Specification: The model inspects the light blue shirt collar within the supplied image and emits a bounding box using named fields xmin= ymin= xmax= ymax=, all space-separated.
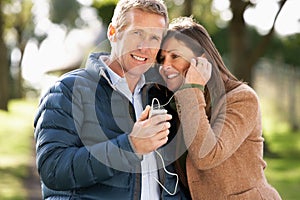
xmin=100 ymin=56 xmax=145 ymax=101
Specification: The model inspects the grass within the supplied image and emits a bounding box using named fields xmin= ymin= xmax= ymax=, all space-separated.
xmin=0 ymin=98 xmax=299 ymax=199
xmin=262 ymin=96 xmax=300 ymax=200
xmin=263 ymin=127 xmax=300 ymax=200
xmin=0 ymin=99 xmax=38 ymax=200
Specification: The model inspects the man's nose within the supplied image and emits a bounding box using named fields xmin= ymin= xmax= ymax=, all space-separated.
xmin=137 ymin=41 xmax=148 ymax=50
xmin=137 ymin=41 xmax=152 ymax=54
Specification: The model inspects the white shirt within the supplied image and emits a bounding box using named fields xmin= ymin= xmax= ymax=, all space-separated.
xmin=101 ymin=56 xmax=160 ymax=200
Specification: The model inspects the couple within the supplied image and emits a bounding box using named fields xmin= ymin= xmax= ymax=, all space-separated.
xmin=33 ymin=0 xmax=281 ymax=199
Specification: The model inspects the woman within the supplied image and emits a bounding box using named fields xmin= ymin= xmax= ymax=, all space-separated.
xmin=157 ymin=16 xmax=281 ymax=199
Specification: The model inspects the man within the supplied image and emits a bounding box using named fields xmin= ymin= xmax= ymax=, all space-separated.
xmin=34 ymin=0 xmax=187 ymax=199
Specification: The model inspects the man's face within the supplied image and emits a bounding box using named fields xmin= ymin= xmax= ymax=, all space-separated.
xmin=110 ymin=8 xmax=166 ymax=78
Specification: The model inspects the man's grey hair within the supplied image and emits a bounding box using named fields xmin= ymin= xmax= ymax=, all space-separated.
xmin=111 ymin=0 xmax=168 ymax=31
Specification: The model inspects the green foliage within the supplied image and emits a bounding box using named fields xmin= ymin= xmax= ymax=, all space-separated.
xmin=165 ymin=0 xmax=218 ymax=33
xmin=212 ymin=24 xmax=300 ymax=70
xmin=2 ymin=0 xmax=34 ymax=43
xmin=209 ymin=26 xmax=262 ymax=64
xmin=264 ymin=33 xmax=300 ymax=67
xmin=164 ymin=0 xmax=182 ymax=19
xmin=211 ymin=27 xmax=229 ymax=55
xmin=188 ymin=0 xmax=218 ymax=33
xmin=93 ymin=0 xmax=118 ymax=6
xmin=282 ymin=34 xmax=300 ymax=66
xmin=92 ymin=0 xmax=117 ymax=26
xmin=49 ymin=0 xmax=81 ymax=27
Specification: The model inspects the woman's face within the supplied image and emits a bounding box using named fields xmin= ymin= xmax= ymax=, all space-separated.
xmin=159 ymin=37 xmax=196 ymax=91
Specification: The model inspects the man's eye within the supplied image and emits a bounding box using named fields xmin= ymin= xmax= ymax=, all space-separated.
xmin=133 ymin=31 xmax=141 ymax=36
xmin=151 ymin=36 xmax=160 ymax=41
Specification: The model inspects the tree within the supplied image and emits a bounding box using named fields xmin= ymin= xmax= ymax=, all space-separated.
xmin=228 ymin=0 xmax=287 ymax=85
xmin=7 ymin=0 xmax=33 ymax=98
xmin=0 ymin=0 xmax=9 ymax=111
xmin=183 ymin=0 xmax=193 ymax=16
xmin=0 ymin=0 xmax=33 ymax=110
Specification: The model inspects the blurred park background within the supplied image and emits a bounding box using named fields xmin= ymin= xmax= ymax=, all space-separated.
xmin=0 ymin=0 xmax=299 ymax=199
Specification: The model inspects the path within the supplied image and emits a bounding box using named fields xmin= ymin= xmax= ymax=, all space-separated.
xmin=24 ymin=141 xmax=42 ymax=200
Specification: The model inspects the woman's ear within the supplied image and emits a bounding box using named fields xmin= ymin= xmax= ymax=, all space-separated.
xmin=107 ymin=23 xmax=117 ymax=42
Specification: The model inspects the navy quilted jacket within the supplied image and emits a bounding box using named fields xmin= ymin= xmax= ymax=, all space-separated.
xmin=33 ymin=52 xmax=188 ymax=200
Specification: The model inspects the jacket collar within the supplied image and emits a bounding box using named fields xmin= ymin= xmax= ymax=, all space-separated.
xmin=85 ymin=52 xmax=116 ymax=90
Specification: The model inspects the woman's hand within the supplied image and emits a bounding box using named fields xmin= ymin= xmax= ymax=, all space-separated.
xmin=185 ymin=57 xmax=212 ymax=86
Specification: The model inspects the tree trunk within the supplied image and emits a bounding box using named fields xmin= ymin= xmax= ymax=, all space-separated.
xmin=0 ymin=1 xmax=9 ymax=111
xmin=183 ymin=0 xmax=193 ymax=16
xmin=229 ymin=0 xmax=251 ymax=84
xmin=14 ymin=24 xmax=26 ymax=99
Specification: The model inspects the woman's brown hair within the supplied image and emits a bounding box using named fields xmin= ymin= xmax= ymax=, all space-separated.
xmin=159 ymin=17 xmax=244 ymax=119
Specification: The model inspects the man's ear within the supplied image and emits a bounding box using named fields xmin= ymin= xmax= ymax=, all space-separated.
xmin=107 ymin=23 xmax=117 ymax=42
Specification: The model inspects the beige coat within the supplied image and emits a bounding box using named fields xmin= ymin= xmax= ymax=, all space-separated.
xmin=174 ymin=84 xmax=281 ymax=200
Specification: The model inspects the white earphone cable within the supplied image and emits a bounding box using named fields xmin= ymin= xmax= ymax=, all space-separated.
xmin=150 ymin=98 xmax=179 ymax=195
xmin=154 ymin=150 xmax=179 ymax=195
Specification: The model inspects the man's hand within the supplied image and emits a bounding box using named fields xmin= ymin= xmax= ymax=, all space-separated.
xmin=129 ymin=105 xmax=172 ymax=154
